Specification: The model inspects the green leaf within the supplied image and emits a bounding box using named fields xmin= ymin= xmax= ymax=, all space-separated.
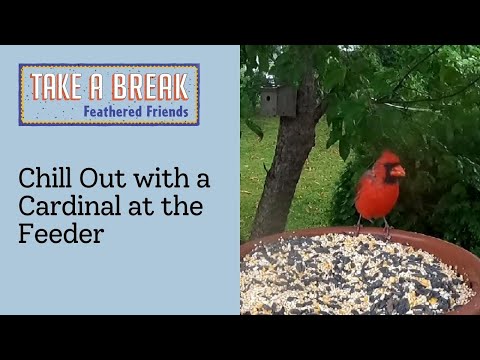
xmin=312 ymin=47 xmax=328 ymax=71
xmin=451 ymin=183 xmax=467 ymax=197
xmin=258 ymin=51 xmax=270 ymax=73
xmin=339 ymin=99 xmax=367 ymax=135
xmin=326 ymin=132 xmax=339 ymax=148
xmin=244 ymin=118 xmax=264 ymax=141
xmin=326 ymin=122 xmax=342 ymax=148
xmin=325 ymin=96 xmax=340 ymax=122
xmin=371 ymin=73 xmax=394 ymax=97
xmin=240 ymin=92 xmax=254 ymax=119
xmin=339 ymin=135 xmax=351 ymax=161
xmin=437 ymin=156 xmax=456 ymax=178
xmin=245 ymin=45 xmax=258 ymax=68
xmin=440 ymin=64 xmax=460 ymax=85
xmin=324 ymin=63 xmax=347 ymax=92
xmin=445 ymin=120 xmax=454 ymax=145
xmin=351 ymin=57 xmax=369 ymax=73
xmin=325 ymin=45 xmax=340 ymax=58
xmin=291 ymin=64 xmax=305 ymax=86
xmin=271 ymin=52 xmax=295 ymax=84
xmin=343 ymin=113 xmax=355 ymax=134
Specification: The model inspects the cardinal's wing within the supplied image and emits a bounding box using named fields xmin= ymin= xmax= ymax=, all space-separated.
xmin=355 ymin=170 xmax=375 ymax=202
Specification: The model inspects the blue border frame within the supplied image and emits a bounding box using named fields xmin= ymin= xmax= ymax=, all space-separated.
xmin=18 ymin=63 xmax=200 ymax=127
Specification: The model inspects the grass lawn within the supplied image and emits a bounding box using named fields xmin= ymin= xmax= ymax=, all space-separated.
xmin=240 ymin=116 xmax=346 ymax=242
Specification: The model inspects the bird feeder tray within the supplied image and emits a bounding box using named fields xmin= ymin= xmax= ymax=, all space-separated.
xmin=240 ymin=226 xmax=480 ymax=315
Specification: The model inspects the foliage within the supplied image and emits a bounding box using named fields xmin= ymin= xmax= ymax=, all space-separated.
xmin=240 ymin=46 xmax=278 ymax=140
xmin=241 ymin=44 xmax=480 ymax=254
xmin=325 ymin=45 xmax=480 ymax=255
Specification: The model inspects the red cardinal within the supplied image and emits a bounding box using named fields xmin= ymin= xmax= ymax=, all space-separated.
xmin=354 ymin=150 xmax=406 ymax=238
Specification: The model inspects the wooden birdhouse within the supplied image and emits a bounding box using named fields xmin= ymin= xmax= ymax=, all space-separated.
xmin=260 ymin=86 xmax=297 ymax=117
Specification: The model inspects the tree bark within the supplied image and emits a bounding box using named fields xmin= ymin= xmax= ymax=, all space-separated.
xmin=249 ymin=69 xmax=326 ymax=240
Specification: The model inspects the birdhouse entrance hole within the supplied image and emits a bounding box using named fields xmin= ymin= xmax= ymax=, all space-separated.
xmin=260 ymin=85 xmax=297 ymax=117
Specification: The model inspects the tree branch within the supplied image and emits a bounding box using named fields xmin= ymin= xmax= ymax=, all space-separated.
xmin=383 ymin=74 xmax=480 ymax=105
xmin=377 ymin=45 xmax=444 ymax=102
xmin=381 ymin=102 xmax=440 ymax=113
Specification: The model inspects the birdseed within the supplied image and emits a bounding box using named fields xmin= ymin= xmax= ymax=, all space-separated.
xmin=240 ymin=233 xmax=476 ymax=315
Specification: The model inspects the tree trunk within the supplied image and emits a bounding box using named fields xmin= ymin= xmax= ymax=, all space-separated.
xmin=249 ymin=69 xmax=325 ymax=240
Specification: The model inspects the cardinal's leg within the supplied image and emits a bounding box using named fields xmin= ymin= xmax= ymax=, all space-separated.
xmin=355 ymin=214 xmax=363 ymax=236
xmin=383 ymin=217 xmax=394 ymax=240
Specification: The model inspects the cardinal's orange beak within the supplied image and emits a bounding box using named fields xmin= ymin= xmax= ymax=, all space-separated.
xmin=390 ymin=165 xmax=406 ymax=177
